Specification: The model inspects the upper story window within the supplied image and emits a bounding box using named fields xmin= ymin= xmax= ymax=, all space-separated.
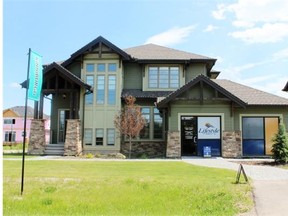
xmin=4 ymin=119 xmax=15 ymax=124
xmin=97 ymin=63 xmax=106 ymax=72
xmin=86 ymin=76 xmax=94 ymax=104
xmin=108 ymin=63 xmax=117 ymax=72
xmin=86 ymin=63 xmax=95 ymax=72
xmin=148 ymin=66 xmax=180 ymax=89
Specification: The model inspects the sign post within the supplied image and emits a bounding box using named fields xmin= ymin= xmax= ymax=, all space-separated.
xmin=21 ymin=49 xmax=43 ymax=195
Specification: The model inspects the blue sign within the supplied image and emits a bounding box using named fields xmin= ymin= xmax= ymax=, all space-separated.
xmin=28 ymin=50 xmax=43 ymax=101
xmin=203 ymin=146 xmax=211 ymax=157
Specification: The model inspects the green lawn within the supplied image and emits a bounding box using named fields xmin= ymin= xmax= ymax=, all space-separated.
xmin=3 ymin=160 xmax=252 ymax=216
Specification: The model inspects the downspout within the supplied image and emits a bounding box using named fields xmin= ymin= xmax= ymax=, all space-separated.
xmin=82 ymin=89 xmax=93 ymax=148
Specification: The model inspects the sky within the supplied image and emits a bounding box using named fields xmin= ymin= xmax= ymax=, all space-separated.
xmin=3 ymin=0 xmax=288 ymax=115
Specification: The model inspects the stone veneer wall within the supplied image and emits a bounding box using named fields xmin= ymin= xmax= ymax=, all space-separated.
xmin=121 ymin=141 xmax=166 ymax=158
xmin=28 ymin=119 xmax=46 ymax=155
xmin=166 ymin=131 xmax=181 ymax=158
xmin=222 ymin=130 xmax=242 ymax=158
xmin=64 ymin=119 xmax=82 ymax=156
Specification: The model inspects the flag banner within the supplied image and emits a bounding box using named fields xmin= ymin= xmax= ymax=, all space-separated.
xmin=28 ymin=50 xmax=43 ymax=101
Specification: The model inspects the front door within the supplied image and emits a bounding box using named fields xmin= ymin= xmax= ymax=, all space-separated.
xmin=58 ymin=109 xmax=70 ymax=143
xmin=181 ymin=116 xmax=197 ymax=156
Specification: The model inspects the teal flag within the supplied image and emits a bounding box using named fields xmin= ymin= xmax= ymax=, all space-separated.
xmin=28 ymin=50 xmax=43 ymax=101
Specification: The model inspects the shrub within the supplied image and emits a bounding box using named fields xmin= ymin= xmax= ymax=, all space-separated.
xmin=271 ymin=124 xmax=288 ymax=163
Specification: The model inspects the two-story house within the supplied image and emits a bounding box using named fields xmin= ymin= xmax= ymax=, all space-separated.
xmin=26 ymin=36 xmax=288 ymax=158
xmin=3 ymin=106 xmax=50 ymax=144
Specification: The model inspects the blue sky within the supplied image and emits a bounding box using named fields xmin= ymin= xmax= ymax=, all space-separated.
xmin=3 ymin=0 xmax=288 ymax=115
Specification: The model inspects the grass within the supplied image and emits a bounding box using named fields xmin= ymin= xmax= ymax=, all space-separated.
xmin=3 ymin=143 xmax=27 ymax=151
xmin=3 ymin=160 xmax=253 ymax=216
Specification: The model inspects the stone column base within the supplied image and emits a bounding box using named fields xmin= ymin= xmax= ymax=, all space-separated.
xmin=64 ymin=119 xmax=82 ymax=156
xmin=166 ymin=131 xmax=181 ymax=158
xmin=222 ymin=130 xmax=242 ymax=158
xmin=28 ymin=119 xmax=46 ymax=155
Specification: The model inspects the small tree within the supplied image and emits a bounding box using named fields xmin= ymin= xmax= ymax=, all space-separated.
xmin=114 ymin=96 xmax=146 ymax=159
xmin=271 ymin=124 xmax=288 ymax=163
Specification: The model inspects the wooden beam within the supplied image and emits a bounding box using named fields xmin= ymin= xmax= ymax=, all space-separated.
xmin=200 ymin=80 xmax=204 ymax=105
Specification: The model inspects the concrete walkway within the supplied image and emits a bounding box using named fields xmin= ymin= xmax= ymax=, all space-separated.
xmin=182 ymin=157 xmax=288 ymax=216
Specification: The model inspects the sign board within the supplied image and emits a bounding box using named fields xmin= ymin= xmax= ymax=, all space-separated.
xmin=203 ymin=146 xmax=211 ymax=157
xmin=198 ymin=117 xmax=221 ymax=139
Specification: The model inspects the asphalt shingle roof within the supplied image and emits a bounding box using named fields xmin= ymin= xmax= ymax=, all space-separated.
xmin=124 ymin=44 xmax=215 ymax=61
xmin=122 ymin=89 xmax=172 ymax=99
xmin=4 ymin=106 xmax=50 ymax=118
xmin=213 ymin=79 xmax=288 ymax=106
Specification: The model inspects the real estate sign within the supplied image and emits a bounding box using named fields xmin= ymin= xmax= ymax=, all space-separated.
xmin=198 ymin=117 xmax=221 ymax=139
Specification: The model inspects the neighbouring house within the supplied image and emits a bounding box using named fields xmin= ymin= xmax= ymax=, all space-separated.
xmin=23 ymin=36 xmax=288 ymax=157
xmin=3 ymin=106 xmax=50 ymax=144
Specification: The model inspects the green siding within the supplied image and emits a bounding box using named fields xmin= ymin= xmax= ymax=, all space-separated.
xmin=123 ymin=63 xmax=142 ymax=89
xmin=185 ymin=64 xmax=207 ymax=83
xmin=67 ymin=62 xmax=81 ymax=78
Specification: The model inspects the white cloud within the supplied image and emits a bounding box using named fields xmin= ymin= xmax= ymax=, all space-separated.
xmin=203 ymin=25 xmax=219 ymax=32
xmin=229 ymin=23 xmax=288 ymax=43
xmin=10 ymin=82 xmax=21 ymax=88
xmin=212 ymin=0 xmax=288 ymax=43
xmin=273 ymin=48 xmax=288 ymax=61
xmin=145 ymin=25 xmax=196 ymax=46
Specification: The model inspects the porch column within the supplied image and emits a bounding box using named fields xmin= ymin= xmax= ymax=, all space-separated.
xmin=64 ymin=119 xmax=82 ymax=156
xmin=39 ymin=92 xmax=44 ymax=119
xmin=166 ymin=131 xmax=181 ymax=158
xmin=222 ymin=131 xmax=242 ymax=158
xmin=28 ymin=119 xmax=46 ymax=155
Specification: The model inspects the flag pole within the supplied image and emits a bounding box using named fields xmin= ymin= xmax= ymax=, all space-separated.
xmin=21 ymin=48 xmax=31 ymax=195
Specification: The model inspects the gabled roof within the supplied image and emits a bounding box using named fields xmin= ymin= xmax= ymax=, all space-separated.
xmin=3 ymin=106 xmax=49 ymax=119
xmin=62 ymin=36 xmax=131 ymax=66
xmin=124 ymin=44 xmax=215 ymax=61
xmin=213 ymin=79 xmax=288 ymax=106
xmin=21 ymin=62 xmax=92 ymax=91
xmin=157 ymin=75 xmax=247 ymax=108
xmin=44 ymin=62 xmax=92 ymax=91
xmin=283 ymin=81 xmax=288 ymax=92
xmin=157 ymin=75 xmax=288 ymax=108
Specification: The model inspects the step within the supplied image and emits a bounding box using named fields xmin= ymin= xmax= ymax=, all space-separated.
xmin=44 ymin=144 xmax=65 ymax=156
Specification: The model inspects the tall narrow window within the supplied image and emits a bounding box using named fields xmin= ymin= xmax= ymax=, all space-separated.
xmin=140 ymin=108 xmax=150 ymax=139
xmin=86 ymin=76 xmax=94 ymax=104
xmin=107 ymin=129 xmax=115 ymax=146
xmin=159 ymin=67 xmax=169 ymax=88
xmin=96 ymin=129 xmax=104 ymax=146
xmin=153 ymin=108 xmax=163 ymax=139
xmin=108 ymin=75 xmax=116 ymax=105
xmin=96 ymin=76 xmax=105 ymax=104
xmin=5 ymin=131 xmax=16 ymax=142
xmin=84 ymin=129 xmax=92 ymax=145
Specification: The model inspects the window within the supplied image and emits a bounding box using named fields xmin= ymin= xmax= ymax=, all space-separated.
xmin=97 ymin=63 xmax=106 ymax=72
xmin=4 ymin=119 xmax=14 ymax=124
xmin=140 ymin=108 xmax=150 ymax=139
xmin=108 ymin=63 xmax=117 ymax=72
xmin=148 ymin=66 xmax=179 ymax=89
xmin=153 ymin=108 xmax=163 ymax=139
xmin=96 ymin=76 xmax=105 ymax=104
xmin=5 ymin=131 xmax=16 ymax=142
xmin=107 ymin=129 xmax=115 ymax=146
xmin=108 ymin=75 xmax=116 ymax=105
xmin=86 ymin=76 xmax=94 ymax=104
xmin=84 ymin=129 xmax=92 ymax=145
xmin=86 ymin=63 xmax=94 ymax=72
xmin=96 ymin=129 xmax=104 ymax=145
